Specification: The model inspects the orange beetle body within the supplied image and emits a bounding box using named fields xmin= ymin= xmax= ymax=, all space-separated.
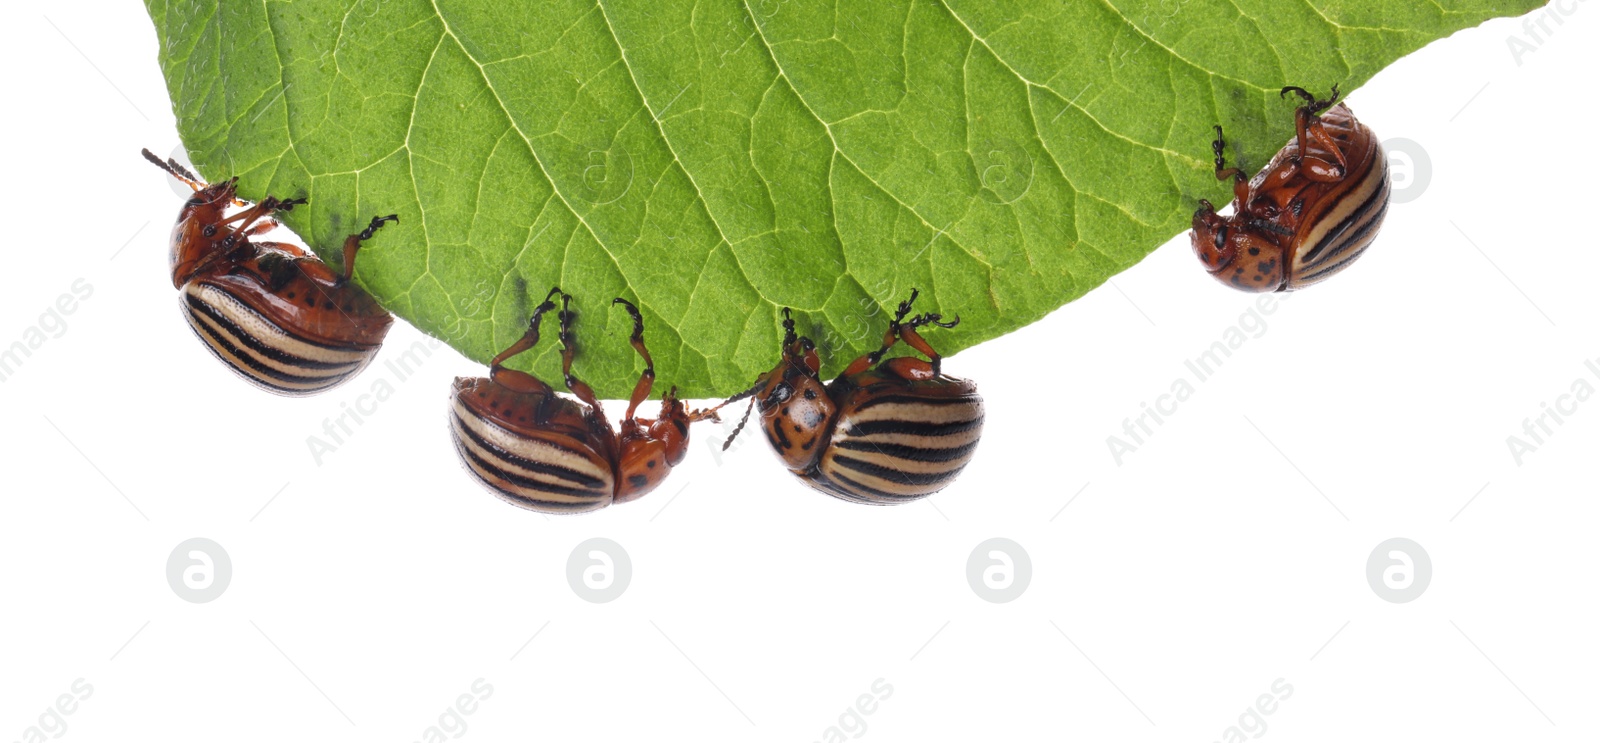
xmin=1192 ymin=86 xmax=1391 ymax=292
xmin=717 ymin=290 xmax=984 ymax=505
xmin=449 ymin=290 xmax=694 ymax=513
xmin=144 ymin=149 xmax=396 ymax=395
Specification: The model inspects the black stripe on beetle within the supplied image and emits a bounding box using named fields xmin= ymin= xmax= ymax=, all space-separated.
xmin=832 ymin=438 xmax=980 ymax=463
xmin=830 ymin=455 xmax=966 ymax=487
xmin=183 ymin=299 xmax=363 ymax=393
xmin=184 ymin=289 xmax=366 ymax=370
xmin=843 ymin=416 xmax=984 ymax=439
xmin=450 ymin=410 xmax=609 ymax=490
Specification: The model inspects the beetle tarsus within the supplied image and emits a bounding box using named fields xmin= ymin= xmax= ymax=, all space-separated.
xmin=556 ymin=291 xmax=605 ymax=418
xmin=613 ymin=297 xmax=657 ymax=420
xmin=780 ymin=307 xmax=799 ymax=348
xmin=357 ymin=214 xmax=398 ymax=241
xmin=1281 ymin=84 xmax=1341 ymax=115
xmin=1212 ymin=125 xmax=1244 ymax=183
xmin=907 ymin=312 xmax=959 ymax=330
xmin=338 ymin=214 xmax=399 ymax=284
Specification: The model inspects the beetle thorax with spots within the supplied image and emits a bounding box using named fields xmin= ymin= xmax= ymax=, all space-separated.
xmin=753 ymin=336 xmax=838 ymax=473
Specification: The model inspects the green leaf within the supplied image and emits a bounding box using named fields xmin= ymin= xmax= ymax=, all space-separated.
xmin=143 ymin=0 xmax=1538 ymax=398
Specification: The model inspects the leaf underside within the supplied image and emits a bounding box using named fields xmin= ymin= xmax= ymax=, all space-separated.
xmin=144 ymin=0 xmax=1538 ymax=398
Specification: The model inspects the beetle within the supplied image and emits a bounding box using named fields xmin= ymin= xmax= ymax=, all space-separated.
xmin=449 ymin=288 xmax=701 ymax=513
xmin=1192 ymin=85 xmax=1391 ymax=292
xmin=142 ymin=148 xmax=396 ymax=395
xmin=711 ymin=289 xmax=984 ymax=505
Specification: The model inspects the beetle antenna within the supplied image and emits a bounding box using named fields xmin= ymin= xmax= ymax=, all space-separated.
xmin=722 ymin=395 xmax=757 ymax=451
xmin=693 ymin=378 xmax=765 ymax=421
xmin=1247 ymin=218 xmax=1295 ymax=237
xmin=142 ymin=148 xmax=202 ymax=191
xmin=166 ymin=158 xmax=200 ymax=184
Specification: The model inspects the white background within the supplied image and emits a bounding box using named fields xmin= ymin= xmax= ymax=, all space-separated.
xmin=2 ymin=2 xmax=1597 ymax=742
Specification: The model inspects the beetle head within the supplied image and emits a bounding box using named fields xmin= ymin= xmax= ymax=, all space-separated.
xmin=143 ymin=148 xmax=238 ymax=219
xmin=1192 ymin=200 xmax=1287 ymax=292
xmin=1191 ymin=199 xmax=1236 ymax=273
xmin=704 ymin=308 xmax=836 ymax=472
xmin=651 ymin=386 xmax=692 ymax=467
xmin=612 ymin=387 xmax=693 ymax=505
xmin=749 ymin=311 xmax=835 ymax=472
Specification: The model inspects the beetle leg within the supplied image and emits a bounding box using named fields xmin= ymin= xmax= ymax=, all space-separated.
xmin=219 ymin=202 xmax=272 ymax=230
xmin=1297 ymin=110 xmax=1348 ymax=182
xmin=338 ymin=214 xmax=398 ymax=283
xmin=840 ymin=322 xmax=899 ymax=377
xmin=1212 ymin=125 xmax=1249 ymax=203
xmin=223 ymin=195 xmax=305 ymax=223
xmin=780 ymin=307 xmax=799 ymax=349
xmin=878 ymin=356 xmax=937 ymax=382
xmin=612 ymin=297 xmax=656 ymax=422
xmin=1281 ymin=84 xmax=1340 ymax=114
xmin=876 ymin=310 xmax=959 ymax=383
xmin=556 ymin=292 xmax=607 ymax=422
xmin=256 ymin=240 xmax=313 ymax=259
xmin=900 ymin=312 xmax=959 ymax=377
xmin=221 ymin=196 xmax=307 ymax=239
xmin=1280 ymin=85 xmax=1318 ymax=106
xmin=241 ymin=219 xmax=280 ymax=237
xmin=490 ymin=287 xmax=561 ymax=371
xmin=840 ymin=290 xmax=920 ymax=377
xmin=1283 ymin=86 xmax=1348 ymax=183
xmin=486 ymin=288 xmax=561 ymax=395
xmin=1253 ymin=156 xmax=1304 ymax=195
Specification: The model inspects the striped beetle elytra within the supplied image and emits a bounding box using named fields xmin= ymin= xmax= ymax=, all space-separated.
xmin=449 ymin=288 xmax=709 ymax=514
xmin=711 ymin=289 xmax=985 ymax=505
xmin=1192 ymin=85 xmax=1391 ymax=292
xmin=142 ymin=149 xmax=396 ymax=395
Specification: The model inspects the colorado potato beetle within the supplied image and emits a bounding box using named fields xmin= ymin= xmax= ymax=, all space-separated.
xmin=712 ymin=290 xmax=984 ymax=505
xmin=449 ymin=289 xmax=702 ymax=513
xmin=143 ymin=149 xmax=396 ymax=395
xmin=1192 ymin=85 xmax=1391 ymax=292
